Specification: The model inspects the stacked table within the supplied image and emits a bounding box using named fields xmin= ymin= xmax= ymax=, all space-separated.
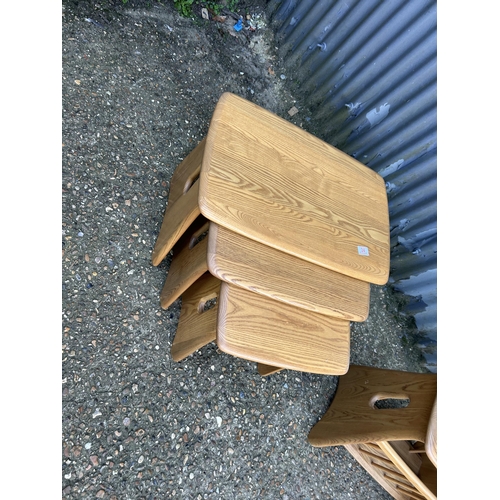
xmin=152 ymin=92 xmax=390 ymax=375
xmin=308 ymin=365 xmax=437 ymax=499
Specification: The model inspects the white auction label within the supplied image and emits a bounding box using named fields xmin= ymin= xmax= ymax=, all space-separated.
xmin=358 ymin=246 xmax=370 ymax=256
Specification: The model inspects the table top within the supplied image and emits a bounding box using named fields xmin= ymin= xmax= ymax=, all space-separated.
xmin=217 ymin=282 xmax=351 ymax=375
xmin=199 ymin=93 xmax=390 ymax=285
xmin=207 ymin=222 xmax=370 ymax=322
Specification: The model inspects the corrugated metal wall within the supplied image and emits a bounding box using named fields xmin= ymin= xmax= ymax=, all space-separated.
xmin=267 ymin=0 xmax=437 ymax=371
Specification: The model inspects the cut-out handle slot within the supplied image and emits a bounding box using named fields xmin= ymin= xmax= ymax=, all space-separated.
xmin=183 ymin=167 xmax=201 ymax=194
xmin=373 ymin=398 xmax=410 ymax=410
xmin=189 ymin=221 xmax=210 ymax=249
xmin=197 ymin=294 xmax=218 ymax=314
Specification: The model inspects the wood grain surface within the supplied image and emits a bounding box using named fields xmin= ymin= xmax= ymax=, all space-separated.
xmin=160 ymin=217 xmax=210 ymax=309
xmin=207 ymin=222 xmax=370 ymax=321
xmin=257 ymin=363 xmax=283 ymax=376
xmin=199 ymin=93 xmax=390 ymax=284
xmin=307 ymin=365 xmax=437 ymax=446
xmin=160 ymin=232 xmax=208 ymax=310
xmin=171 ymin=272 xmax=220 ymax=362
xmin=162 ymin=216 xmax=369 ymax=319
xmin=379 ymin=441 xmax=436 ymax=499
xmin=167 ymin=137 xmax=205 ymax=205
xmin=345 ymin=441 xmax=436 ymax=500
xmin=151 ymin=138 xmax=204 ymax=266
xmin=346 ymin=443 xmax=420 ymax=500
xmin=425 ymin=398 xmax=437 ymax=468
xmin=216 ymin=282 xmax=350 ymax=375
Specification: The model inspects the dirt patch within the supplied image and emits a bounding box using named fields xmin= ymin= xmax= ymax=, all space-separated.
xmin=64 ymin=0 xmax=298 ymax=117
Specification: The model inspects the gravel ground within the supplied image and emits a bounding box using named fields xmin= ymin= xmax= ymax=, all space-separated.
xmin=61 ymin=1 xmax=430 ymax=498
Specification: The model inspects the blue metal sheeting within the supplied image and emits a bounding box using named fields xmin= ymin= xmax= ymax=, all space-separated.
xmin=267 ymin=0 xmax=437 ymax=371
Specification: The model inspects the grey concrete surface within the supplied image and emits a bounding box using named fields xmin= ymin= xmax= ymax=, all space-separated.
xmin=62 ymin=1 xmax=430 ymax=498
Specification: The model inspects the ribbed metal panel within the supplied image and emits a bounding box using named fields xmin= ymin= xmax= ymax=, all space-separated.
xmin=267 ymin=0 xmax=437 ymax=371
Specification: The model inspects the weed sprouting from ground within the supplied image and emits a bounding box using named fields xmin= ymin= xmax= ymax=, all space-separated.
xmin=173 ymin=0 xmax=195 ymax=17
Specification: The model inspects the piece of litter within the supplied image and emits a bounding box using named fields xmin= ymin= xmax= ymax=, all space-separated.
xmin=280 ymin=74 xmax=286 ymax=80
xmin=248 ymin=20 xmax=257 ymax=31
xmin=201 ymin=8 xmax=209 ymax=20
xmin=216 ymin=416 xmax=222 ymax=427
xmin=288 ymin=106 xmax=299 ymax=117
xmin=234 ymin=19 xmax=243 ymax=32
